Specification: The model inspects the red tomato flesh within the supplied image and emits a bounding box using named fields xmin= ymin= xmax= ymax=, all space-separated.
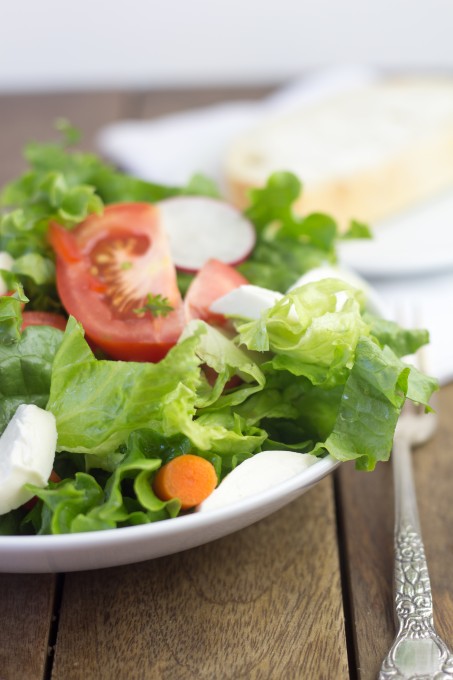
xmin=49 ymin=203 xmax=185 ymax=362
xmin=21 ymin=311 xmax=68 ymax=332
xmin=184 ymin=258 xmax=248 ymax=326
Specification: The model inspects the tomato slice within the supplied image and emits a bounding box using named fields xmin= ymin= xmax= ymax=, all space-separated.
xmin=49 ymin=203 xmax=185 ymax=362
xmin=21 ymin=311 xmax=68 ymax=332
xmin=184 ymin=258 xmax=248 ymax=326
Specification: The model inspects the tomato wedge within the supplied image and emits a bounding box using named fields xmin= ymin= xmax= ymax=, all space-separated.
xmin=21 ymin=311 xmax=68 ymax=332
xmin=184 ymin=258 xmax=248 ymax=326
xmin=49 ymin=203 xmax=185 ymax=362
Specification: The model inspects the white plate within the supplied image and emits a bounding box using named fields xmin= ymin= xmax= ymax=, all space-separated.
xmin=338 ymin=190 xmax=453 ymax=278
xmin=0 ymin=456 xmax=339 ymax=573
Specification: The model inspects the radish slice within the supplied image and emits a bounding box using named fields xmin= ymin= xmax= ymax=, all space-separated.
xmin=157 ymin=196 xmax=256 ymax=272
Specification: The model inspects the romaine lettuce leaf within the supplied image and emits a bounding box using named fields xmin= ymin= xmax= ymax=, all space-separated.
xmin=46 ymin=317 xmax=266 ymax=461
xmin=230 ymin=279 xmax=438 ymax=469
xmin=0 ymin=296 xmax=64 ymax=433
xmin=47 ymin=317 xmax=203 ymax=456
xmin=309 ymin=337 xmax=436 ymax=470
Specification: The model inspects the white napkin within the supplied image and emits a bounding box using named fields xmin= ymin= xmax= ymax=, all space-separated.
xmin=97 ymin=67 xmax=453 ymax=386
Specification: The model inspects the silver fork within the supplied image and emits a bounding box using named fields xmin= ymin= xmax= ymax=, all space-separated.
xmin=379 ymin=340 xmax=453 ymax=679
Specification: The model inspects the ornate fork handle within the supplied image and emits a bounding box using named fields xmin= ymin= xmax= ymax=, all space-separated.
xmin=379 ymin=436 xmax=453 ymax=679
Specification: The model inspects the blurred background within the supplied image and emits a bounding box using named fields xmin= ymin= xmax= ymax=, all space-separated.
xmin=2 ymin=0 xmax=453 ymax=92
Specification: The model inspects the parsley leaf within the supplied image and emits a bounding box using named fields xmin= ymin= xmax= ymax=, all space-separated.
xmin=133 ymin=294 xmax=174 ymax=318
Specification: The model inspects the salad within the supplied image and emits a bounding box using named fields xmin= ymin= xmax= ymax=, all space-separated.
xmin=0 ymin=123 xmax=437 ymax=536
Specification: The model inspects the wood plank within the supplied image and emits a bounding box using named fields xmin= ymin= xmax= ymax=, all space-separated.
xmin=0 ymin=90 xmax=139 ymax=680
xmin=52 ymin=477 xmax=349 ymax=680
xmin=140 ymin=85 xmax=273 ymax=119
xmin=0 ymin=573 xmax=57 ymax=680
xmin=0 ymin=90 xmax=127 ymax=185
xmin=338 ymin=382 xmax=453 ymax=680
xmin=0 ymin=86 xmax=348 ymax=679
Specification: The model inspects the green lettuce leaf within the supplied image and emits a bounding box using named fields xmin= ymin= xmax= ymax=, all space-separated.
xmin=0 ymin=126 xmax=222 ymax=310
xmin=181 ymin=319 xmax=265 ymax=408
xmin=0 ymin=297 xmax=63 ymax=433
xmin=310 ymin=337 xmax=428 ymax=470
xmin=27 ymin=473 xmax=105 ymax=534
xmin=47 ymin=317 xmax=266 ymax=461
xmin=11 ymin=252 xmax=55 ymax=286
xmin=47 ymin=317 xmax=203 ymax=456
xmin=24 ymin=428 xmax=201 ymax=534
xmin=231 ymin=279 xmax=438 ymax=469
xmin=365 ymin=313 xmax=430 ymax=358
xmin=238 ymin=172 xmax=370 ymax=292
xmin=237 ymin=278 xmax=368 ymax=386
xmin=341 ymin=219 xmax=372 ymax=240
xmin=272 ymin=336 xmax=437 ymax=471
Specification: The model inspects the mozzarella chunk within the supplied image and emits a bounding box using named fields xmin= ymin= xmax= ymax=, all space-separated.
xmin=0 ymin=251 xmax=14 ymax=295
xmin=210 ymin=284 xmax=283 ymax=320
xmin=197 ymin=450 xmax=318 ymax=512
xmin=0 ymin=404 xmax=58 ymax=515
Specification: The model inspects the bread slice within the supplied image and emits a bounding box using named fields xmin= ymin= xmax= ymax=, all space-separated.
xmin=224 ymin=77 xmax=453 ymax=227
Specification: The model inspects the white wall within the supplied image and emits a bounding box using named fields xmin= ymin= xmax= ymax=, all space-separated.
xmin=2 ymin=0 xmax=453 ymax=92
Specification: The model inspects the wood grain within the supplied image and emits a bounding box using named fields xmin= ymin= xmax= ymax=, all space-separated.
xmin=0 ymin=573 xmax=57 ymax=680
xmin=0 ymin=90 xmax=136 ymax=680
xmin=140 ymin=86 xmax=273 ymax=119
xmin=0 ymin=90 xmax=125 ymax=185
xmin=338 ymin=381 xmax=453 ymax=680
xmin=3 ymin=85 xmax=452 ymax=680
xmin=52 ymin=478 xmax=348 ymax=680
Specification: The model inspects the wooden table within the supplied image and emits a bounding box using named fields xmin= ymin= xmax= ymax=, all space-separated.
xmin=0 ymin=88 xmax=452 ymax=680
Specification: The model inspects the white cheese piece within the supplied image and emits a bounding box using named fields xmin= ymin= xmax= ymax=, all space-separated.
xmin=197 ymin=450 xmax=318 ymax=512
xmin=210 ymin=284 xmax=283 ymax=320
xmin=0 ymin=252 xmax=14 ymax=295
xmin=0 ymin=404 xmax=58 ymax=515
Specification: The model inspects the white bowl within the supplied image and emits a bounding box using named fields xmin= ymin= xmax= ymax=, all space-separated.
xmin=0 ymin=455 xmax=338 ymax=573
xmin=0 ymin=268 xmax=383 ymax=573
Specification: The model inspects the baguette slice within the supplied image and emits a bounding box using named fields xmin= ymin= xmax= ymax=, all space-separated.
xmin=225 ymin=77 xmax=453 ymax=227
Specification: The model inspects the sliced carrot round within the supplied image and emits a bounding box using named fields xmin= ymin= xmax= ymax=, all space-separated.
xmin=153 ymin=454 xmax=218 ymax=510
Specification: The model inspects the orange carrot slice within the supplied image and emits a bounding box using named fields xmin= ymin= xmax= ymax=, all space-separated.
xmin=153 ymin=454 xmax=218 ymax=510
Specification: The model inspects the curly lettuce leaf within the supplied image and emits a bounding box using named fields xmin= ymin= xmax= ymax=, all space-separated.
xmin=364 ymin=313 xmax=430 ymax=358
xmin=341 ymin=219 xmax=372 ymax=240
xmin=237 ymin=278 xmax=368 ymax=386
xmin=230 ymin=278 xmax=438 ymax=469
xmin=0 ymin=126 xmax=221 ymax=310
xmin=22 ymin=428 xmax=193 ymax=535
xmin=26 ymin=473 xmax=105 ymax=534
xmin=238 ymin=237 xmax=337 ymax=292
xmin=238 ymin=172 xmax=369 ymax=291
xmin=181 ymin=319 xmax=265 ymax=408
